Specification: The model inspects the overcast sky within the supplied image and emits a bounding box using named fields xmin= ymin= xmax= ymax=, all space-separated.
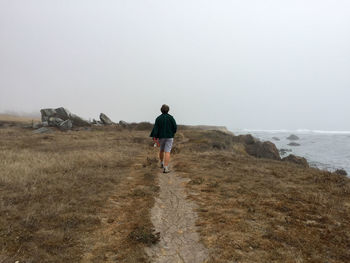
xmin=0 ymin=0 xmax=349 ymax=130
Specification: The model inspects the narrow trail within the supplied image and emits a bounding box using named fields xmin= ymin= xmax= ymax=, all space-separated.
xmin=145 ymin=170 xmax=208 ymax=263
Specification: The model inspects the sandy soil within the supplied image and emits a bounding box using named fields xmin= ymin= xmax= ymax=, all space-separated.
xmin=146 ymin=170 xmax=208 ymax=263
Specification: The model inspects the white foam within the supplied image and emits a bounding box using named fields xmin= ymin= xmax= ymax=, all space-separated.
xmin=237 ymin=129 xmax=350 ymax=135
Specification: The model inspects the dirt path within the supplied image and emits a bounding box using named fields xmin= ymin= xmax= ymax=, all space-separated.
xmin=145 ymin=171 xmax=208 ymax=263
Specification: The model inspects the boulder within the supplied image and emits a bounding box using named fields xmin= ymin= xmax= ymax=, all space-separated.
xmin=245 ymin=141 xmax=281 ymax=160
xmin=236 ymin=134 xmax=257 ymax=145
xmin=287 ymin=134 xmax=300 ymax=140
xmin=59 ymin=119 xmax=73 ymax=131
xmin=33 ymin=127 xmax=53 ymax=134
xmin=279 ymin=148 xmax=292 ymax=155
xmin=40 ymin=109 xmax=57 ymax=122
xmin=55 ymin=107 xmax=71 ymax=120
xmin=40 ymin=107 xmax=90 ymax=127
xmin=119 ymin=120 xmax=129 ymax=126
xmin=272 ymin=137 xmax=280 ymax=141
xmin=48 ymin=117 xmax=64 ymax=126
xmin=69 ymin=113 xmax=90 ymax=127
xmin=288 ymin=142 xmax=300 ymax=146
xmin=282 ymin=154 xmax=309 ymax=167
xmin=32 ymin=122 xmax=42 ymax=129
xmin=100 ymin=113 xmax=113 ymax=125
xmin=334 ymin=169 xmax=347 ymax=176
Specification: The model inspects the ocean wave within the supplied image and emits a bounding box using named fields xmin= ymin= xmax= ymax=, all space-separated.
xmin=239 ymin=129 xmax=350 ymax=134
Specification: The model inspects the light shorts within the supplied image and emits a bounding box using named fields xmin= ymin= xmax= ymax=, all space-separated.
xmin=159 ymin=138 xmax=174 ymax=153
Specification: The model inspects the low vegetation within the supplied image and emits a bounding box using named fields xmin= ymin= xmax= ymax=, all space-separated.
xmin=1 ymin=117 xmax=350 ymax=262
xmin=0 ymin=117 xmax=158 ymax=262
xmin=175 ymin=129 xmax=350 ymax=263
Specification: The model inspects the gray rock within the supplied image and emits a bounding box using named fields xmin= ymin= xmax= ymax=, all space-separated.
xmin=42 ymin=121 xmax=49 ymax=127
xmin=40 ymin=108 xmax=57 ymax=122
xmin=33 ymin=127 xmax=53 ymax=134
xmin=48 ymin=117 xmax=64 ymax=126
xmin=279 ymin=148 xmax=292 ymax=155
xmin=119 ymin=120 xmax=129 ymax=125
xmin=55 ymin=107 xmax=71 ymax=120
xmin=69 ymin=113 xmax=90 ymax=127
xmin=40 ymin=107 xmax=90 ymax=127
xmin=288 ymin=142 xmax=300 ymax=146
xmin=287 ymin=134 xmax=300 ymax=140
xmin=59 ymin=119 xmax=73 ymax=131
xmin=100 ymin=113 xmax=113 ymax=125
xmin=272 ymin=137 xmax=280 ymax=141
xmin=32 ymin=122 xmax=42 ymax=129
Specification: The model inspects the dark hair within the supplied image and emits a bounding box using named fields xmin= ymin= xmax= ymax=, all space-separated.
xmin=161 ymin=104 xmax=169 ymax=114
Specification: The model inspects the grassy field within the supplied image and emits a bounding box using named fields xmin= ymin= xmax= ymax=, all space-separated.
xmin=175 ymin=130 xmax=350 ymax=263
xmin=0 ymin=117 xmax=159 ymax=262
xmin=1 ymin=117 xmax=350 ymax=262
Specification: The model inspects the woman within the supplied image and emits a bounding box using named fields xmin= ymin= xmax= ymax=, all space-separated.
xmin=150 ymin=104 xmax=177 ymax=173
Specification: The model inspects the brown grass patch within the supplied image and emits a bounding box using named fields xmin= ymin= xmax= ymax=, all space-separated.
xmin=0 ymin=125 xmax=159 ymax=262
xmin=175 ymin=129 xmax=350 ymax=263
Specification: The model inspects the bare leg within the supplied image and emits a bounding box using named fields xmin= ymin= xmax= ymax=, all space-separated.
xmin=164 ymin=152 xmax=171 ymax=167
xmin=159 ymin=151 xmax=164 ymax=163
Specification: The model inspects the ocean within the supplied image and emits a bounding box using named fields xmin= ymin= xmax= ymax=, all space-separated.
xmin=231 ymin=129 xmax=350 ymax=175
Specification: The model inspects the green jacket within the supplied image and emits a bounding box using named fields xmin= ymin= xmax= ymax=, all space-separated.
xmin=150 ymin=113 xmax=177 ymax=139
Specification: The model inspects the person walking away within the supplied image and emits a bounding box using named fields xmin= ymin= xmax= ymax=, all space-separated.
xmin=150 ymin=104 xmax=177 ymax=173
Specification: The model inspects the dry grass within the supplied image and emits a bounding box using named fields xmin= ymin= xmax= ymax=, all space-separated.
xmin=0 ymin=114 xmax=39 ymax=124
xmin=174 ymin=130 xmax=350 ymax=263
xmin=2 ymin=121 xmax=350 ymax=263
xmin=0 ymin=124 xmax=159 ymax=263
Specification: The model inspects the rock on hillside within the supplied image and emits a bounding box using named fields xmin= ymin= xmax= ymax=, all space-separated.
xmin=236 ymin=135 xmax=280 ymax=160
xmin=282 ymin=154 xmax=309 ymax=167
xmin=40 ymin=107 xmax=90 ymax=127
xmin=335 ymin=169 xmax=348 ymax=176
xmin=245 ymin=141 xmax=281 ymax=160
xmin=100 ymin=113 xmax=114 ymax=125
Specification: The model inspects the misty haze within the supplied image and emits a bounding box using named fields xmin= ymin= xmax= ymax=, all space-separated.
xmin=1 ymin=0 xmax=349 ymax=131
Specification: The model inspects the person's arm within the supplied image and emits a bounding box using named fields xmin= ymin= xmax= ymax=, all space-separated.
xmin=172 ymin=117 xmax=177 ymax=134
xmin=150 ymin=118 xmax=159 ymax=138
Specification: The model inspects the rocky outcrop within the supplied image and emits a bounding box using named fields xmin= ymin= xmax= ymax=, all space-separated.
xmin=59 ymin=119 xmax=73 ymax=131
xmin=272 ymin=137 xmax=280 ymax=141
xmin=40 ymin=109 xmax=57 ymax=122
xmin=245 ymin=140 xmax=281 ymax=160
xmin=279 ymin=148 xmax=292 ymax=155
xmin=119 ymin=120 xmax=129 ymax=126
xmin=287 ymin=134 xmax=300 ymax=140
xmin=55 ymin=107 xmax=71 ymax=120
xmin=69 ymin=113 xmax=90 ymax=126
xmin=39 ymin=107 xmax=90 ymax=130
xmin=236 ymin=134 xmax=257 ymax=145
xmin=334 ymin=169 xmax=347 ymax=176
xmin=282 ymin=154 xmax=309 ymax=167
xmin=288 ymin=142 xmax=300 ymax=146
xmin=232 ymin=134 xmax=280 ymax=160
xmin=100 ymin=113 xmax=113 ymax=125
xmin=33 ymin=127 xmax=53 ymax=134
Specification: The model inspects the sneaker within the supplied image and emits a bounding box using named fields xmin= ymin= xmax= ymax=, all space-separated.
xmin=160 ymin=162 xmax=164 ymax=168
xmin=163 ymin=167 xmax=170 ymax=173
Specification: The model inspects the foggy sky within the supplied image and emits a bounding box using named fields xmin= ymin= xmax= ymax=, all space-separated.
xmin=1 ymin=0 xmax=349 ymax=131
